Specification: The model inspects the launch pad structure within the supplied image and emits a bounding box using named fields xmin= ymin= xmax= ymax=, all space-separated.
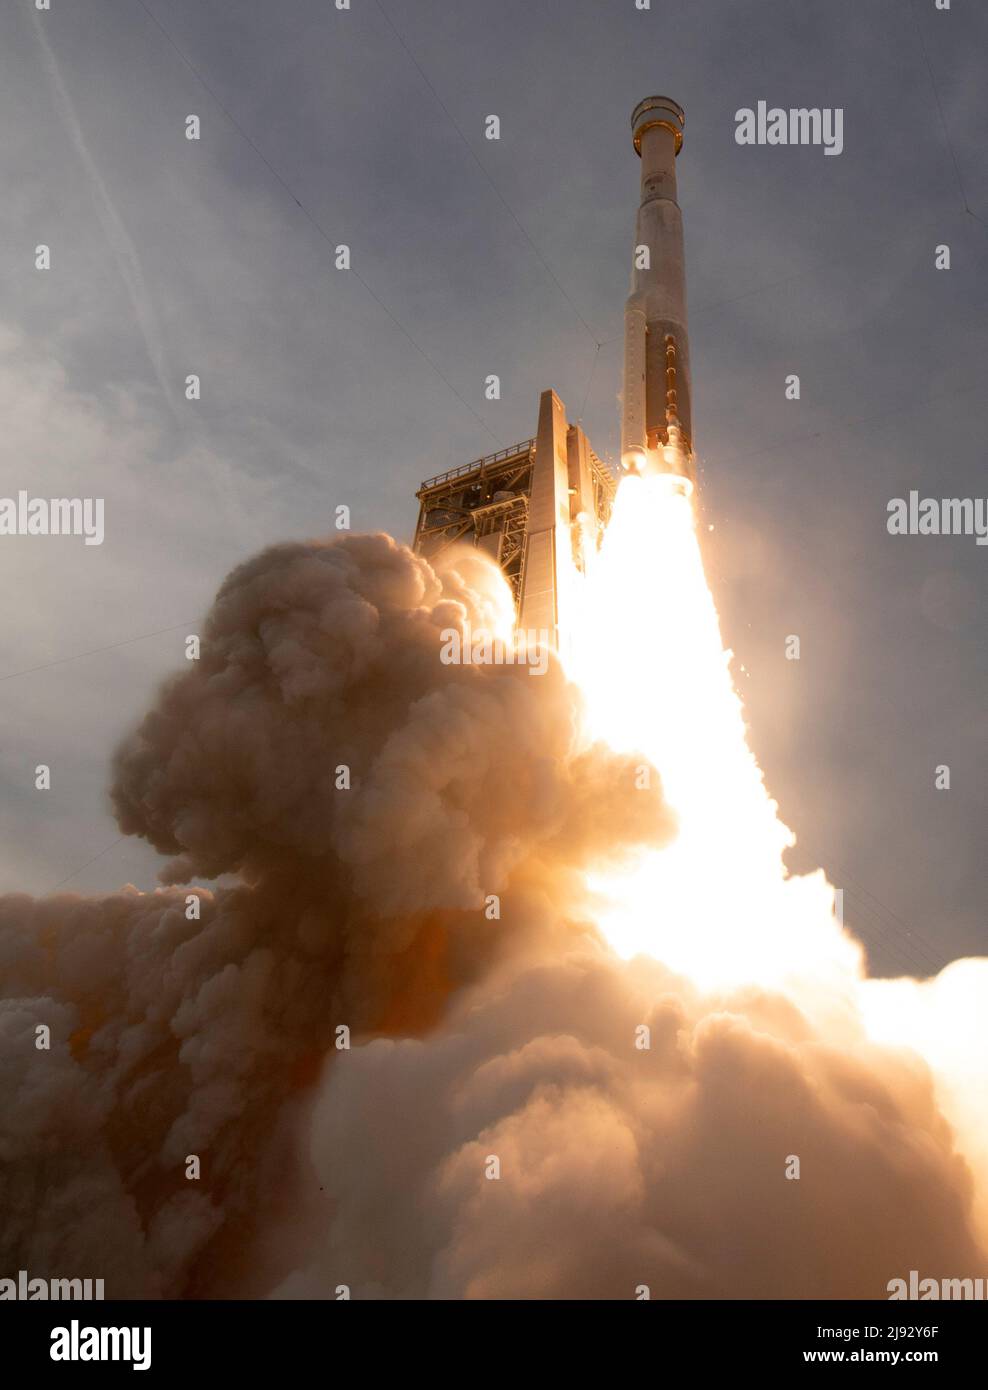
xmin=413 ymin=94 xmax=693 ymax=649
xmin=413 ymin=388 xmax=615 ymax=647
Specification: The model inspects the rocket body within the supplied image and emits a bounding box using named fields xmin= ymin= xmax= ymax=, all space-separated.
xmin=621 ymin=97 xmax=695 ymax=491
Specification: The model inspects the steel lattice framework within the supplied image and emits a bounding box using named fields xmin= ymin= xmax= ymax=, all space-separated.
xmin=413 ymin=392 xmax=616 ymax=638
xmin=413 ymin=440 xmax=538 ymax=608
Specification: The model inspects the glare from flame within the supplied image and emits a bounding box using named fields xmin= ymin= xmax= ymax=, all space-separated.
xmin=566 ymin=473 xmax=988 ymax=1239
xmin=564 ymin=475 xmax=988 ymax=1239
xmin=569 ymin=474 xmax=858 ymax=994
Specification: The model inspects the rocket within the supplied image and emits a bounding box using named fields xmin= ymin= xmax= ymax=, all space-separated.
xmin=621 ymin=96 xmax=695 ymax=492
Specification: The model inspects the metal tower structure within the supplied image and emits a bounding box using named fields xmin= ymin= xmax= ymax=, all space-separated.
xmin=413 ymin=389 xmax=615 ymax=646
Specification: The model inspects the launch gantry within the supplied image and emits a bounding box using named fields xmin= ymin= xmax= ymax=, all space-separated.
xmin=413 ymin=389 xmax=615 ymax=648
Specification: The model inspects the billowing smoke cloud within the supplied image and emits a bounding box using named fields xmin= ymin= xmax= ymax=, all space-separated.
xmin=111 ymin=534 xmax=668 ymax=909
xmin=0 ymin=534 xmax=669 ymax=1296
xmin=1 ymin=530 xmax=984 ymax=1298
xmin=288 ymin=942 xmax=986 ymax=1298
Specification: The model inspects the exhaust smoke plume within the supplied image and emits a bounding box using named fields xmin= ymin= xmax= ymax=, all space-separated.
xmin=0 ymin=533 xmax=668 ymax=1296
xmin=1 ymin=512 xmax=985 ymax=1299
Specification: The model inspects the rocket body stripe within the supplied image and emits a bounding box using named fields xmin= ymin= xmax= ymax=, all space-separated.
xmin=621 ymin=302 xmax=648 ymax=468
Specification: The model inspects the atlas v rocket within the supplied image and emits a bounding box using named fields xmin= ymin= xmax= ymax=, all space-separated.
xmin=414 ymin=96 xmax=697 ymax=644
xmin=621 ymin=96 xmax=695 ymax=492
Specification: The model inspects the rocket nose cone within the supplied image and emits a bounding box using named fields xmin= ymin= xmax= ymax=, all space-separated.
xmin=631 ymin=96 xmax=685 ymax=154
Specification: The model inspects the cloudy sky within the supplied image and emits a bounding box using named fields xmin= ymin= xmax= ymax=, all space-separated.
xmin=0 ymin=0 xmax=984 ymax=974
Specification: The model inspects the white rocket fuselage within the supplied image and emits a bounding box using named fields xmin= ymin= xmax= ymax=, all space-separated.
xmin=621 ymin=97 xmax=695 ymax=490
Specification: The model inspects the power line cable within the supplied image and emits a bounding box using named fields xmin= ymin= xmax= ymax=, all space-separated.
xmin=134 ymin=0 xmax=502 ymax=446
xmin=712 ymin=351 xmax=988 ymax=471
xmin=577 ymin=341 xmax=603 ymax=423
xmin=692 ymin=207 xmax=988 ymax=325
xmin=0 ymin=622 xmax=194 ymax=683
xmin=373 ymin=0 xmax=606 ymax=348
xmin=829 ymin=861 xmax=947 ymax=972
xmin=50 ymin=836 xmax=126 ymax=890
xmin=798 ymin=834 xmax=947 ymax=973
xmin=840 ymin=887 xmax=943 ymax=975
xmin=909 ymin=0 xmax=986 ymax=230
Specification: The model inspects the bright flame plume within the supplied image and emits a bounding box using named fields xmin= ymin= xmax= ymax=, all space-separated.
xmin=568 ymin=475 xmax=988 ymax=1236
xmin=569 ymin=475 xmax=855 ymax=994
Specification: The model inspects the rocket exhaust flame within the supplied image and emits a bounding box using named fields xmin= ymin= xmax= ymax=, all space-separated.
xmin=569 ymin=471 xmax=988 ymax=1244
xmin=562 ymin=93 xmax=988 ymax=1260
xmin=570 ymin=475 xmax=853 ymax=992
xmin=600 ymin=109 xmax=987 ymax=1213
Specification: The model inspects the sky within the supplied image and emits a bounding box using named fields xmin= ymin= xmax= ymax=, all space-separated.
xmin=0 ymin=0 xmax=984 ymax=975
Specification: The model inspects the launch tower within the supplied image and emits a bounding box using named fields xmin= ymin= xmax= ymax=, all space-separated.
xmin=413 ymin=388 xmax=615 ymax=646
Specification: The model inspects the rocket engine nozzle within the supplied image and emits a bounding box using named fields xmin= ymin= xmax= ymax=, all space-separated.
xmin=622 ymin=447 xmax=694 ymax=497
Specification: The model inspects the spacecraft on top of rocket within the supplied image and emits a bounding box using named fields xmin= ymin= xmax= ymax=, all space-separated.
xmin=621 ymin=96 xmax=696 ymax=493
